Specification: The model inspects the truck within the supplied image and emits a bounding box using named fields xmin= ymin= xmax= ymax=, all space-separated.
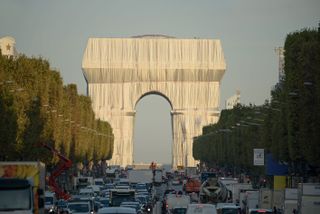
xmin=297 ymin=183 xmax=320 ymax=214
xmin=230 ymin=183 xmax=253 ymax=204
xmin=218 ymin=177 xmax=238 ymax=192
xmin=185 ymin=177 xmax=201 ymax=193
xmin=199 ymin=177 xmax=229 ymax=204
xmin=243 ymin=190 xmax=259 ymax=213
xmin=284 ymin=188 xmax=298 ymax=214
xmin=0 ymin=161 xmax=46 ymax=214
xmin=166 ymin=194 xmax=190 ymax=214
xmin=128 ymin=169 xmax=153 ymax=184
xmin=259 ymin=189 xmax=273 ymax=210
xmin=153 ymin=169 xmax=163 ymax=185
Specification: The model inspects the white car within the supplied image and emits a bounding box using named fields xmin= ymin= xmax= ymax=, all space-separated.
xmin=98 ymin=207 xmax=136 ymax=214
xmin=186 ymin=204 xmax=217 ymax=214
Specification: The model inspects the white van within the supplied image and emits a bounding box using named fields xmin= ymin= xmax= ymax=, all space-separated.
xmin=186 ymin=204 xmax=217 ymax=214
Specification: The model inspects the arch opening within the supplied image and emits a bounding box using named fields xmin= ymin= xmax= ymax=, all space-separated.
xmin=133 ymin=93 xmax=173 ymax=166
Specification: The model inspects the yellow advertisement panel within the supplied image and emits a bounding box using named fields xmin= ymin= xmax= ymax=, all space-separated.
xmin=274 ymin=175 xmax=286 ymax=190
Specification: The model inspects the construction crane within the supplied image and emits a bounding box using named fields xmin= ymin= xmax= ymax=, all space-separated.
xmin=41 ymin=143 xmax=72 ymax=200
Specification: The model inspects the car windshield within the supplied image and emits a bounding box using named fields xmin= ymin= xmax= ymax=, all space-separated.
xmin=173 ymin=208 xmax=187 ymax=214
xmin=222 ymin=208 xmax=241 ymax=214
xmin=0 ymin=188 xmax=31 ymax=211
xmin=45 ymin=197 xmax=54 ymax=205
xmin=100 ymin=199 xmax=109 ymax=206
xmin=111 ymin=196 xmax=135 ymax=207
xmin=68 ymin=203 xmax=89 ymax=212
xmin=57 ymin=200 xmax=67 ymax=208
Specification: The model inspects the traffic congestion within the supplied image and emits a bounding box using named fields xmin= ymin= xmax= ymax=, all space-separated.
xmin=41 ymin=164 xmax=278 ymax=214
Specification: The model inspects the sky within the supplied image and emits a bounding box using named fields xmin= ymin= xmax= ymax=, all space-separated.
xmin=1 ymin=0 xmax=319 ymax=164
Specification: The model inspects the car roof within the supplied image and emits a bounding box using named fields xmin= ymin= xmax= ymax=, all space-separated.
xmin=98 ymin=207 xmax=136 ymax=214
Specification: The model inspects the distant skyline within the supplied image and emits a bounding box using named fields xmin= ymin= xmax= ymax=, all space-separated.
xmin=1 ymin=0 xmax=319 ymax=164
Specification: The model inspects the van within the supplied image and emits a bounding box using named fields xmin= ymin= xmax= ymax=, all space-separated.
xmin=186 ymin=203 xmax=217 ymax=214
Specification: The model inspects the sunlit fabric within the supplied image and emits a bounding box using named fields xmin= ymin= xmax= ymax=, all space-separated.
xmin=82 ymin=36 xmax=226 ymax=168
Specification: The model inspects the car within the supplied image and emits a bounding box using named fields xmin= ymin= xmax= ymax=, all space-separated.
xmin=45 ymin=191 xmax=56 ymax=213
xmin=55 ymin=199 xmax=69 ymax=213
xmin=120 ymin=201 xmax=142 ymax=213
xmin=98 ymin=207 xmax=137 ymax=214
xmin=99 ymin=197 xmax=110 ymax=208
xmin=186 ymin=203 xmax=217 ymax=214
xmin=68 ymin=201 xmax=91 ymax=214
xmin=248 ymin=209 xmax=273 ymax=214
xmin=68 ymin=198 xmax=95 ymax=213
xmin=216 ymin=203 xmax=241 ymax=214
xmin=173 ymin=207 xmax=187 ymax=214
xmin=172 ymin=179 xmax=181 ymax=185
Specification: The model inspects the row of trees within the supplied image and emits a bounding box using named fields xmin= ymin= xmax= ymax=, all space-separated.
xmin=0 ymin=54 xmax=114 ymax=166
xmin=193 ymin=28 xmax=320 ymax=176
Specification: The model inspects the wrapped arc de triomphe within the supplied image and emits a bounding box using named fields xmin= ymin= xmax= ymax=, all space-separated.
xmin=82 ymin=35 xmax=226 ymax=168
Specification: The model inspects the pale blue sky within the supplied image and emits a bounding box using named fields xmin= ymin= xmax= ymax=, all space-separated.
xmin=1 ymin=0 xmax=319 ymax=164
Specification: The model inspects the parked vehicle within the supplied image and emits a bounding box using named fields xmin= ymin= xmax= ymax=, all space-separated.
xmin=0 ymin=161 xmax=45 ymax=214
xmin=297 ymin=183 xmax=320 ymax=214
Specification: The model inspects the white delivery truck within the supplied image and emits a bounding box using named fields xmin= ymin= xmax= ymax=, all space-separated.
xmin=244 ymin=190 xmax=259 ymax=213
xmin=272 ymin=189 xmax=285 ymax=211
xmin=218 ymin=177 xmax=238 ymax=192
xmin=284 ymin=188 xmax=298 ymax=214
xmin=297 ymin=183 xmax=320 ymax=214
xmin=259 ymin=189 xmax=273 ymax=210
xmin=230 ymin=183 xmax=253 ymax=204
xmin=166 ymin=194 xmax=190 ymax=214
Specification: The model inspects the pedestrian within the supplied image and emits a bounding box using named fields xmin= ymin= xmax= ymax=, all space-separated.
xmin=273 ymin=206 xmax=277 ymax=214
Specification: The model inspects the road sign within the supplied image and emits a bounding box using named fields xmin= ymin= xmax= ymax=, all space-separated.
xmin=253 ymin=148 xmax=264 ymax=166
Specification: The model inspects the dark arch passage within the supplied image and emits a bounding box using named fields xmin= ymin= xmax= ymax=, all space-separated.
xmin=133 ymin=94 xmax=172 ymax=164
